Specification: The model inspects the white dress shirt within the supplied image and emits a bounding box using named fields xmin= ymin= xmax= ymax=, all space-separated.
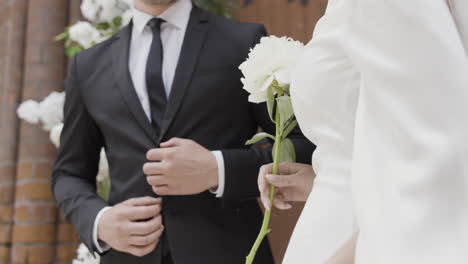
xmin=93 ymin=0 xmax=226 ymax=252
xmin=285 ymin=0 xmax=468 ymax=263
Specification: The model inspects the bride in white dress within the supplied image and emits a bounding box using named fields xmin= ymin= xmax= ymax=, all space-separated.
xmin=259 ymin=0 xmax=468 ymax=263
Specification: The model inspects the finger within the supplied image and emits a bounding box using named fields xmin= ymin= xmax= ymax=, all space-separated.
xmin=129 ymin=215 xmax=163 ymax=236
xmin=258 ymin=164 xmax=274 ymax=181
xmin=160 ymin=137 xmax=184 ymax=148
xmin=260 ymin=189 xmax=271 ymax=210
xmin=125 ymin=204 xmax=162 ymax=221
xmin=259 ymin=184 xmax=271 ymax=210
xmin=128 ymin=226 xmax=164 ymax=246
xmin=261 ymin=194 xmax=272 ymax=211
xmin=279 ymin=161 xmax=314 ymax=175
xmin=152 ymin=185 xmax=171 ymax=196
xmin=146 ymin=148 xmax=166 ymax=161
xmin=258 ymin=164 xmax=273 ymax=209
xmin=143 ymin=162 xmax=167 ymax=176
xmin=128 ymin=242 xmax=159 ymax=257
xmin=147 ymin=175 xmax=170 ymax=187
xmin=124 ymin=196 xmax=162 ymax=207
xmin=266 ymin=174 xmax=294 ymax=187
xmin=273 ymin=192 xmax=292 ymax=210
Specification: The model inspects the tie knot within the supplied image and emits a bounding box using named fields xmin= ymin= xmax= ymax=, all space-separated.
xmin=147 ymin=18 xmax=164 ymax=32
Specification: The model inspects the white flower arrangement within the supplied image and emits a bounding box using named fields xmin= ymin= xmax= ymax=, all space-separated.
xmin=38 ymin=91 xmax=66 ymax=130
xmin=49 ymin=123 xmax=63 ymax=148
xmin=55 ymin=0 xmax=133 ymax=57
xmin=17 ymin=100 xmax=40 ymax=124
xmin=68 ymin=21 xmax=104 ymax=49
xmin=72 ymin=244 xmax=100 ymax=264
xmin=17 ymin=92 xmax=64 ymax=131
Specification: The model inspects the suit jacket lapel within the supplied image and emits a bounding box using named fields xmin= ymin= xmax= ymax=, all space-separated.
xmin=112 ymin=24 xmax=159 ymax=145
xmin=159 ymin=7 xmax=210 ymax=141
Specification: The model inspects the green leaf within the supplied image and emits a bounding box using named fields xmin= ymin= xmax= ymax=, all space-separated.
xmin=246 ymin=132 xmax=275 ymax=145
xmin=272 ymin=138 xmax=296 ymax=163
xmin=54 ymin=30 xmax=69 ymax=41
xmin=97 ymin=178 xmax=111 ymax=201
xmin=113 ymin=16 xmax=123 ymax=28
xmin=277 ymin=95 xmax=295 ymax=131
xmin=65 ymin=38 xmax=72 ymax=47
xmin=282 ymin=119 xmax=298 ymax=139
xmin=95 ymin=22 xmax=111 ymax=31
xmin=65 ymin=45 xmax=84 ymax=57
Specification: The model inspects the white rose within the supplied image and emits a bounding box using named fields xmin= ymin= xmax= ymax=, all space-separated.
xmin=239 ymin=36 xmax=305 ymax=103
xmin=49 ymin=123 xmax=63 ymax=148
xmin=81 ymin=0 xmax=101 ymax=22
xmin=121 ymin=9 xmax=133 ymax=28
xmin=73 ymin=243 xmax=100 ymax=264
xmin=69 ymin=21 xmax=102 ymax=49
xmin=17 ymin=100 xmax=41 ymax=124
xmin=99 ymin=0 xmax=125 ymax=23
xmin=38 ymin=91 xmax=65 ymax=131
xmin=97 ymin=149 xmax=110 ymax=182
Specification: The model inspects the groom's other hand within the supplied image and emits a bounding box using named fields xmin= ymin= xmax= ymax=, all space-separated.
xmin=258 ymin=162 xmax=315 ymax=210
xmin=145 ymin=138 xmax=219 ymax=196
xmin=98 ymin=197 xmax=164 ymax=257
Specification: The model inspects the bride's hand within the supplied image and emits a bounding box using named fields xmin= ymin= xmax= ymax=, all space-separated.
xmin=258 ymin=162 xmax=315 ymax=210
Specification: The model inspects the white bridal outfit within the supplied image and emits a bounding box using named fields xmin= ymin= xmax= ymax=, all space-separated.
xmin=285 ymin=0 xmax=468 ymax=263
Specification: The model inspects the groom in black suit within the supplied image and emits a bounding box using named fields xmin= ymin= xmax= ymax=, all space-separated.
xmin=52 ymin=0 xmax=314 ymax=263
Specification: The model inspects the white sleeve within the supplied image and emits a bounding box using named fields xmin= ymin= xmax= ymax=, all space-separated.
xmin=348 ymin=1 xmax=468 ymax=263
xmin=209 ymin=151 xmax=225 ymax=198
xmin=285 ymin=1 xmax=360 ymax=262
xmin=92 ymin=206 xmax=112 ymax=253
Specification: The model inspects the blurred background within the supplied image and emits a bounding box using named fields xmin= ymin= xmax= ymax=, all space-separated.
xmin=0 ymin=0 xmax=326 ymax=263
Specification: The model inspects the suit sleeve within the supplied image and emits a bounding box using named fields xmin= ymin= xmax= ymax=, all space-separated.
xmin=51 ymin=55 xmax=108 ymax=254
xmin=348 ymin=1 xmax=468 ymax=262
xmin=221 ymin=25 xmax=316 ymax=202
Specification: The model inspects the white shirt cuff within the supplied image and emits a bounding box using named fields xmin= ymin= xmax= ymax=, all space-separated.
xmin=210 ymin=151 xmax=225 ymax=198
xmin=93 ymin=206 xmax=112 ymax=253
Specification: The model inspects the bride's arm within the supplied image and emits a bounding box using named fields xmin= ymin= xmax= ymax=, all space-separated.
xmin=347 ymin=0 xmax=468 ymax=262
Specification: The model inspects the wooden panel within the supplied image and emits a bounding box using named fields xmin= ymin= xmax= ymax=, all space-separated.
xmin=305 ymin=0 xmax=328 ymax=42
xmin=268 ymin=202 xmax=305 ymax=263
xmin=236 ymin=0 xmax=327 ymax=43
xmin=68 ymin=0 xmax=82 ymax=24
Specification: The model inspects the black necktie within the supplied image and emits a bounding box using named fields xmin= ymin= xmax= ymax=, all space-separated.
xmin=146 ymin=18 xmax=167 ymax=135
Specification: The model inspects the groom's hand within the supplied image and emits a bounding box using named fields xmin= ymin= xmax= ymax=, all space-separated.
xmin=97 ymin=197 xmax=164 ymax=257
xmin=144 ymin=138 xmax=218 ymax=196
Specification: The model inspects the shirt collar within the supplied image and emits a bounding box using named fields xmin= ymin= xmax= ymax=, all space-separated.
xmin=132 ymin=0 xmax=192 ymax=34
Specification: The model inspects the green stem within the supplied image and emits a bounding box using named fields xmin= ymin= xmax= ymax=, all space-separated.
xmin=246 ymin=89 xmax=283 ymax=264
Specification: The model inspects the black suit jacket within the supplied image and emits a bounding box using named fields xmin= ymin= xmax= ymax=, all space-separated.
xmin=52 ymin=6 xmax=315 ymax=264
